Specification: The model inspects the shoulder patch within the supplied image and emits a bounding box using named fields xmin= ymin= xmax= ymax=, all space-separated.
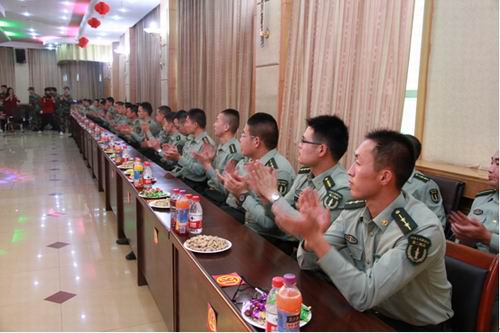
xmin=414 ymin=173 xmax=430 ymax=183
xmin=429 ymin=188 xmax=440 ymax=203
xmin=277 ymin=179 xmax=289 ymax=195
xmin=406 ymin=234 xmax=431 ymax=265
xmin=392 ymin=208 xmax=418 ymax=235
xmin=323 ymin=191 xmax=343 ymax=210
xmin=343 ymin=199 xmax=366 ymax=210
xmin=322 ymin=176 xmax=335 ymax=191
xmin=265 ymin=158 xmax=278 ymax=169
xmin=229 ymin=144 xmax=237 ymax=154
xmin=298 ymin=166 xmax=311 ymax=174
xmin=476 ymin=189 xmax=496 ymax=197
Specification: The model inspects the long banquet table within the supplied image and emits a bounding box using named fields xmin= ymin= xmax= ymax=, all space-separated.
xmin=70 ymin=114 xmax=393 ymax=332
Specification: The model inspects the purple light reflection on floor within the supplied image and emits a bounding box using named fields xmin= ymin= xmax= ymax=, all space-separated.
xmin=0 ymin=168 xmax=32 ymax=185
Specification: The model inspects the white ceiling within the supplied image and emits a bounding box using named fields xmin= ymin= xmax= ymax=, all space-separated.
xmin=0 ymin=0 xmax=159 ymax=48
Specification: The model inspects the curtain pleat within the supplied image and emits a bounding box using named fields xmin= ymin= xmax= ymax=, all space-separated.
xmin=28 ymin=49 xmax=62 ymax=93
xmin=0 ymin=47 xmax=16 ymax=88
xmin=278 ymin=0 xmax=415 ymax=168
xmin=58 ymin=61 xmax=105 ymax=99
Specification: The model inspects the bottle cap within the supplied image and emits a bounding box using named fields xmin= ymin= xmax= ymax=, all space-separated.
xmin=144 ymin=161 xmax=150 ymax=166
xmin=192 ymin=195 xmax=200 ymax=201
xmin=283 ymin=273 xmax=296 ymax=286
xmin=272 ymin=276 xmax=284 ymax=288
xmin=172 ymin=188 xmax=179 ymax=193
xmin=186 ymin=194 xmax=193 ymax=199
xmin=179 ymin=189 xmax=186 ymax=194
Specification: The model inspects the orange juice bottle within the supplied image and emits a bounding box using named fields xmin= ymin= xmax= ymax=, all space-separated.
xmin=175 ymin=193 xmax=189 ymax=235
xmin=276 ymin=274 xmax=302 ymax=332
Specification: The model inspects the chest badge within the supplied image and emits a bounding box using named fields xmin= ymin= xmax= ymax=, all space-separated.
xmin=323 ymin=191 xmax=342 ymax=210
xmin=473 ymin=209 xmax=483 ymax=215
xmin=344 ymin=234 xmax=358 ymax=244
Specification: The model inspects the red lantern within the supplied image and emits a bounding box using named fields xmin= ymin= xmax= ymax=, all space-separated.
xmin=87 ymin=17 xmax=101 ymax=29
xmin=78 ymin=37 xmax=89 ymax=48
xmin=94 ymin=1 xmax=110 ymax=16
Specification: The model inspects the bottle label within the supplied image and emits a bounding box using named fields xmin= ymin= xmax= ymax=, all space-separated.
xmin=277 ymin=311 xmax=300 ymax=332
xmin=265 ymin=313 xmax=278 ymax=332
xmin=188 ymin=216 xmax=202 ymax=230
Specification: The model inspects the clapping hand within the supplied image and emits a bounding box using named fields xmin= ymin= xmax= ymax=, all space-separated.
xmin=449 ymin=211 xmax=491 ymax=246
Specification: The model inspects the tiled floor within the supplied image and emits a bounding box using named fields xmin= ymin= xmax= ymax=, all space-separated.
xmin=0 ymin=132 xmax=166 ymax=332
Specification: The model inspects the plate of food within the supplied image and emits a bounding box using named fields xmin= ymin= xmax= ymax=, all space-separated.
xmin=104 ymin=148 xmax=115 ymax=154
xmin=118 ymin=161 xmax=134 ymax=169
xmin=241 ymin=296 xmax=312 ymax=329
xmin=183 ymin=235 xmax=232 ymax=254
xmin=138 ymin=188 xmax=169 ymax=199
xmin=148 ymin=198 xmax=170 ymax=209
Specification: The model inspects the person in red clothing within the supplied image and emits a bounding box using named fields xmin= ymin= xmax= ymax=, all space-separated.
xmin=39 ymin=87 xmax=60 ymax=132
xmin=3 ymin=87 xmax=20 ymax=117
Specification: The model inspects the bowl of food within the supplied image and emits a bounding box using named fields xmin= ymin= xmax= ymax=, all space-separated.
xmin=183 ymin=235 xmax=232 ymax=254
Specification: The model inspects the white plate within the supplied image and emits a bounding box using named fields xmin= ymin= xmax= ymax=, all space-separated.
xmin=149 ymin=199 xmax=171 ymax=209
xmin=240 ymin=301 xmax=311 ymax=330
xmin=118 ymin=164 xmax=134 ymax=170
xmin=138 ymin=192 xmax=169 ymax=199
xmin=183 ymin=238 xmax=232 ymax=254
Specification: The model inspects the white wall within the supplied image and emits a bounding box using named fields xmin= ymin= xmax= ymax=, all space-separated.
xmin=422 ymin=0 xmax=499 ymax=169
xmin=255 ymin=0 xmax=281 ymax=117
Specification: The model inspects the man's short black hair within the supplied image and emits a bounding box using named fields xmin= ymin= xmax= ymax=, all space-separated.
xmin=175 ymin=110 xmax=188 ymax=123
xmin=140 ymin=102 xmax=153 ymax=115
xmin=44 ymin=87 xmax=51 ymax=92
xmin=99 ymin=98 xmax=106 ymax=105
xmin=1 ymin=85 xmax=7 ymax=88
xmin=404 ymin=134 xmax=422 ymax=161
xmin=63 ymin=86 xmax=70 ymax=90
xmin=125 ymin=102 xmax=133 ymax=109
xmin=165 ymin=111 xmax=176 ymax=123
xmin=221 ymin=108 xmax=240 ymax=134
xmin=129 ymin=104 xmax=138 ymax=114
xmin=158 ymin=105 xmax=172 ymax=117
xmin=115 ymin=101 xmax=124 ymax=106
xmin=365 ymin=129 xmax=416 ymax=190
xmin=306 ymin=115 xmax=348 ymax=162
xmin=187 ymin=108 xmax=207 ymax=129
xmin=247 ymin=112 xmax=279 ymax=150
xmin=106 ymin=97 xmax=115 ymax=105
xmin=28 ymin=86 xmax=35 ymax=91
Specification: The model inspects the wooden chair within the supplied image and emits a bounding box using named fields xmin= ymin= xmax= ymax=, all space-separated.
xmin=445 ymin=241 xmax=498 ymax=331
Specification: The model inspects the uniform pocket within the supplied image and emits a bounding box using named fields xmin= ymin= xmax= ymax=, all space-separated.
xmin=346 ymin=243 xmax=363 ymax=261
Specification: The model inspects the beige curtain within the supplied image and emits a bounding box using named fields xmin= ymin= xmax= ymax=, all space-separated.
xmin=279 ymin=0 xmax=415 ymax=168
xmin=0 ymin=47 xmax=16 ymax=88
xmin=130 ymin=6 xmax=161 ymax=109
xmin=56 ymin=44 xmax=112 ymax=63
xmin=58 ymin=61 xmax=105 ymax=99
xmin=28 ymin=49 xmax=62 ymax=93
xmin=176 ymin=0 xmax=255 ymax=137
